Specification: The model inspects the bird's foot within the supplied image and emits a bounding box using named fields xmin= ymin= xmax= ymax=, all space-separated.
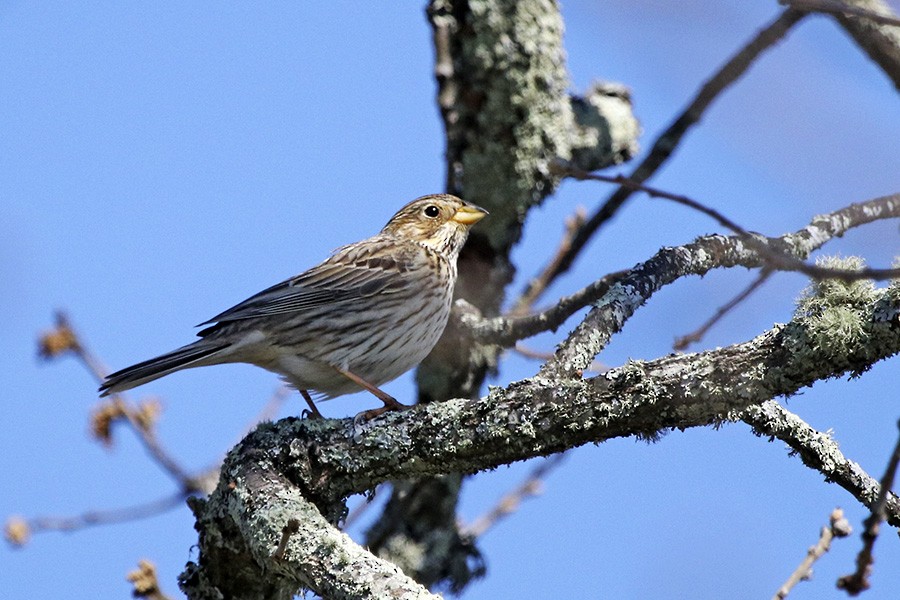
xmin=354 ymin=397 xmax=411 ymax=422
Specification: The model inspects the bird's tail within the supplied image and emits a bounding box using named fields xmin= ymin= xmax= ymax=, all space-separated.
xmin=99 ymin=341 xmax=230 ymax=396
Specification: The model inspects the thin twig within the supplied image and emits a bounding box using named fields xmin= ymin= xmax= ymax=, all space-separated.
xmin=115 ymin=400 xmax=197 ymax=488
xmin=185 ymin=385 xmax=296 ymax=497
xmin=782 ymin=0 xmax=900 ymax=27
xmin=235 ymin=385 xmax=291 ymax=441
xmin=461 ymin=454 xmax=567 ymax=538
xmin=837 ymin=419 xmax=900 ymax=595
xmin=343 ymin=484 xmax=387 ymax=530
xmin=674 ymin=269 xmax=773 ymax=350
xmin=539 ymin=192 xmax=900 ymax=377
xmin=518 ymin=8 xmax=807 ymax=309
xmin=40 ymin=313 xmax=198 ymax=490
xmin=773 ymin=508 xmax=853 ymax=600
xmin=558 ymin=166 xmax=900 ymax=282
xmin=5 ymin=492 xmax=187 ymax=546
xmin=42 ymin=315 xmax=292 ymax=494
xmin=16 ymin=327 xmax=295 ymax=547
xmin=512 ymin=206 xmax=587 ymax=315
xmin=464 ymin=270 xmax=625 ymax=347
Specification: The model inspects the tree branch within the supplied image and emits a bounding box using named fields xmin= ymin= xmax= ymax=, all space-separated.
xmin=674 ymin=269 xmax=773 ymax=351
xmin=818 ymin=0 xmax=900 ymax=91
xmin=184 ymin=276 xmax=900 ymax=598
xmin=461 ymin=454 xmax=567 ymax=538
xmin=462 ymin=192 xmax=899 ymax=354
xmin=742 ymin=402 xmax=900 ymax=525
xmin=540 ymin=192 xmax=900 ymax=378
xmin=772 ymin=507 xmax=853 ymax=600
xmin=837 ymin=419 xmax=900 ymax=595
xmin=38 ymin=312 xmax=202 ymax=491
xmin=784 ymin=0 xmax=900 ymax=27
xmin=511 ymin=206 xmax=587 ymax=315
xmin=558 ymin=167 xmax=900 ymax=281
xmin=385 ymin=1 xmax=638 ymax=587
xmin=180 ymin=461 xmax=438 ymax=600
xmin=5 ymin=493 xmax=186 ymax=547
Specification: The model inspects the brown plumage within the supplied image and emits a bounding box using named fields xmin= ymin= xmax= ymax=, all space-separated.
xmin=99 ymin=194 xmax=487 ymax=416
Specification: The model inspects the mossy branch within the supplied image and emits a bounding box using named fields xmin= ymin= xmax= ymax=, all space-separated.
xmin=182 ymin=271 xmax=900 ymax=599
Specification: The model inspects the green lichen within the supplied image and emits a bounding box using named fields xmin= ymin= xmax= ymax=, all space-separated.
xmin=796 ymin=256 xmax=878 ymax=312
xmin=885 ymin=256 xmax=900 ymax=301
xmin=455 ymin=0 xmax=572 ymax=251
xmin=791 ymin=256 xmax=878 ymax=357
xmin=783 ymin=255 xmax=900 ymax=379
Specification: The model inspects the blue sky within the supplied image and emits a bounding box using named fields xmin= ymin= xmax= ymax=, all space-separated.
xmin=2 ymin=2 xmax=899 ymax=598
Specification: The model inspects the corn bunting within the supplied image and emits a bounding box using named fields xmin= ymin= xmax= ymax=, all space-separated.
xmin=99 ymin=194 xmax=487 ymax=417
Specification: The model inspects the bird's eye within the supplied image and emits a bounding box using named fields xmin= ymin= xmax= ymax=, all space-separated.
xmin=423 ymin=205 xmax=440 ymax=218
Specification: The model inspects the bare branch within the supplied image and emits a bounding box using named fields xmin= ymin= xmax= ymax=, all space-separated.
xmin=519 ymin=8 xmax=807 ymax=308
xmin=111 ymin=396 xmax=200 ymax=490
xmin=342 ymin=484 xmax=386 ymax=530
xmin=822 ymin=0 xmax=900 ymax=91
xmin=233 ymin=385 xmax=291 ymax=443
xmin=39 ymin=313 xmax=200 ymax=490
xmin=463 ymin=270 xmax=625 ymax=347
xmin=512 ymin=206 xmax=587 ymax=316
xmin=773 ymin=508 xmax=853 ymax=600
xmin=539 ymin=192 xmax=900 ymax=378
xmin=456 ymin=191 xmax=900 ymax=376
xmin=674 ymin=269 xmax=772 ymax=351
xmin=6 ymin=365 xmax=296 ymax=548
xmin=742 ymin=402 xmax=900 ymax=525
xmin=182 ymin=459 xmax=439 ymax=600
xmin=461 ymin=454 xmax=567 ymax=538
xmin=557 ymin=165 xmax=900 ymax=281
xmin=783 ymin=0 xmax=900 ymax=27
xmin=5 ymin=492 xmax=186 ymax=546
xmin=473 ymin=191 xmax=855 ymax=350
xmin=272 ymin=519 xmax=300 ymax=561
xmin=837 ymin=419 xmax=900 ymax=595
xmin=408 ymin=1 xmax=638 ymax=585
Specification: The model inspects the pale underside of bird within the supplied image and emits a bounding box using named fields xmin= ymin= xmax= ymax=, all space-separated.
xmin=98 ymin=194 xmax=487 ymax=417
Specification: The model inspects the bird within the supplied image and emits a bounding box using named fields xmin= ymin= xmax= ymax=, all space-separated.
xmin=99 ymin=194 xmax=487 ymax=418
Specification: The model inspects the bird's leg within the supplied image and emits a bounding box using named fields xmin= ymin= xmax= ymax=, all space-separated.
xmin=299 ymin=389 xmax=323 ymax=419
xmin=332 ymin=365 xmax=410 ymax=418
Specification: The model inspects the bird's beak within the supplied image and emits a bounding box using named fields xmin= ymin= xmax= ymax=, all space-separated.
xmin=451 ymin=204 xmax=488 ymax=225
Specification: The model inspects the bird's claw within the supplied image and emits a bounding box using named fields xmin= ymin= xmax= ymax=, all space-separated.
xmin=350 ymin=398 xmax=412 ymax=439
xmin=301 ymin=407 xmax=323 ymax=420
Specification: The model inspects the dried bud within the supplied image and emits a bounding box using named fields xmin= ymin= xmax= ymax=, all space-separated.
xmin=5 ymin=517 xmax=30 ymax=547
xmin=829 ymin=507 xmax=852 ymax=538
xmin=90 ymin=399 xmax=128 ymax=446
xmin=133 ymin=398 xmax=162 ymax=433
xmin=126 ymin=559 xmax=161 ymax=597
xmin=37 ymin=317 xmax=79 ymax=359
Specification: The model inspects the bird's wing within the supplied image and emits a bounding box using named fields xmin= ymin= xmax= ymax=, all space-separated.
xmin=197 ymin=240 xmax=419 ymax=329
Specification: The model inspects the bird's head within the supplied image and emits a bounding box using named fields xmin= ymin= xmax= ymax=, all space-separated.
xmin=381 ymin=194 xmax=488 ymax=258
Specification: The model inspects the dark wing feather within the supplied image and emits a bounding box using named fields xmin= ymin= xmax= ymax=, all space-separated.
xmin=197 ymin=240 xmax=417 ymax=333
